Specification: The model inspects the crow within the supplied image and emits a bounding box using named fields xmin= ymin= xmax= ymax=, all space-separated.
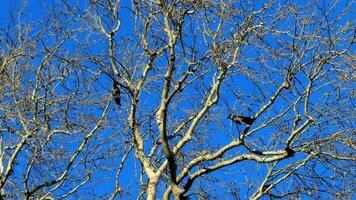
xmin=112 ymin=82 xmax=121 ymax=106
xmin=228 ymin=114 xmax=255 ymax=125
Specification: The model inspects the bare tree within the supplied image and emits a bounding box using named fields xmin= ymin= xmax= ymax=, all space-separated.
xmin=0 ymin=0 xmax=354 ymax=199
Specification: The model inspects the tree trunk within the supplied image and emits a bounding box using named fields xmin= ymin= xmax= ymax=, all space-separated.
xmin=146 ymin=179 xmax=158 ymax=200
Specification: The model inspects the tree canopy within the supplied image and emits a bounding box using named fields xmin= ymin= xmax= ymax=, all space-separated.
xmin=0 ymin=0 xmax=354 ymax=199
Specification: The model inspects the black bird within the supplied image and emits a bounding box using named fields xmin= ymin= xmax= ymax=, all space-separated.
xmin=228 ymin=114 xmax=254 ymax=125
xmin=112 ymin=82 xmax=121 ymax=106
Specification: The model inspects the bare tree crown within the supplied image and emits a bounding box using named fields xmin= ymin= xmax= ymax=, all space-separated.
xmin=0 ymin=0 xmax=354 ymax=199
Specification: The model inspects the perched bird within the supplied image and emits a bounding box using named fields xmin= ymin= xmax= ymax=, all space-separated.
xmin=228 ymin=114 xmax=255 ymax=125
xmin=112 ymin=82 xmax=121 ymax=106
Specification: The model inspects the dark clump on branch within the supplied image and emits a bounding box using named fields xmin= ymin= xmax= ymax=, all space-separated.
xmin=262 ymin=184 xmax=271 ymax=192
xmin=285 ymin=147 xmax=295 ymax=157
xmin=112 ymin=82 xmax=121 ymax=106
xmin=228 ymin=114 xmax=255 ymax=125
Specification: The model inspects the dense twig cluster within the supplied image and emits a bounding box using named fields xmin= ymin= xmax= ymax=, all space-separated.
xmin=0 ymin=0 xmax=354 ymax=199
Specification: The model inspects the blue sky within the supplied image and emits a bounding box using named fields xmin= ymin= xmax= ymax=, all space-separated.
xmin=0 ymin=0 xmax=354 ymax=199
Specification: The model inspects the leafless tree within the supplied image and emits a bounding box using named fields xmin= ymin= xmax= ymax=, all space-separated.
xmin=0 ymin=0 xmax=354 ymax=199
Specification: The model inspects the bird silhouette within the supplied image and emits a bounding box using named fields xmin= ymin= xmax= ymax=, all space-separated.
xmin=112 ymin=82 xmax=121 ymax=106
xmin=228 ymin=114 xmax=254 ymax=125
